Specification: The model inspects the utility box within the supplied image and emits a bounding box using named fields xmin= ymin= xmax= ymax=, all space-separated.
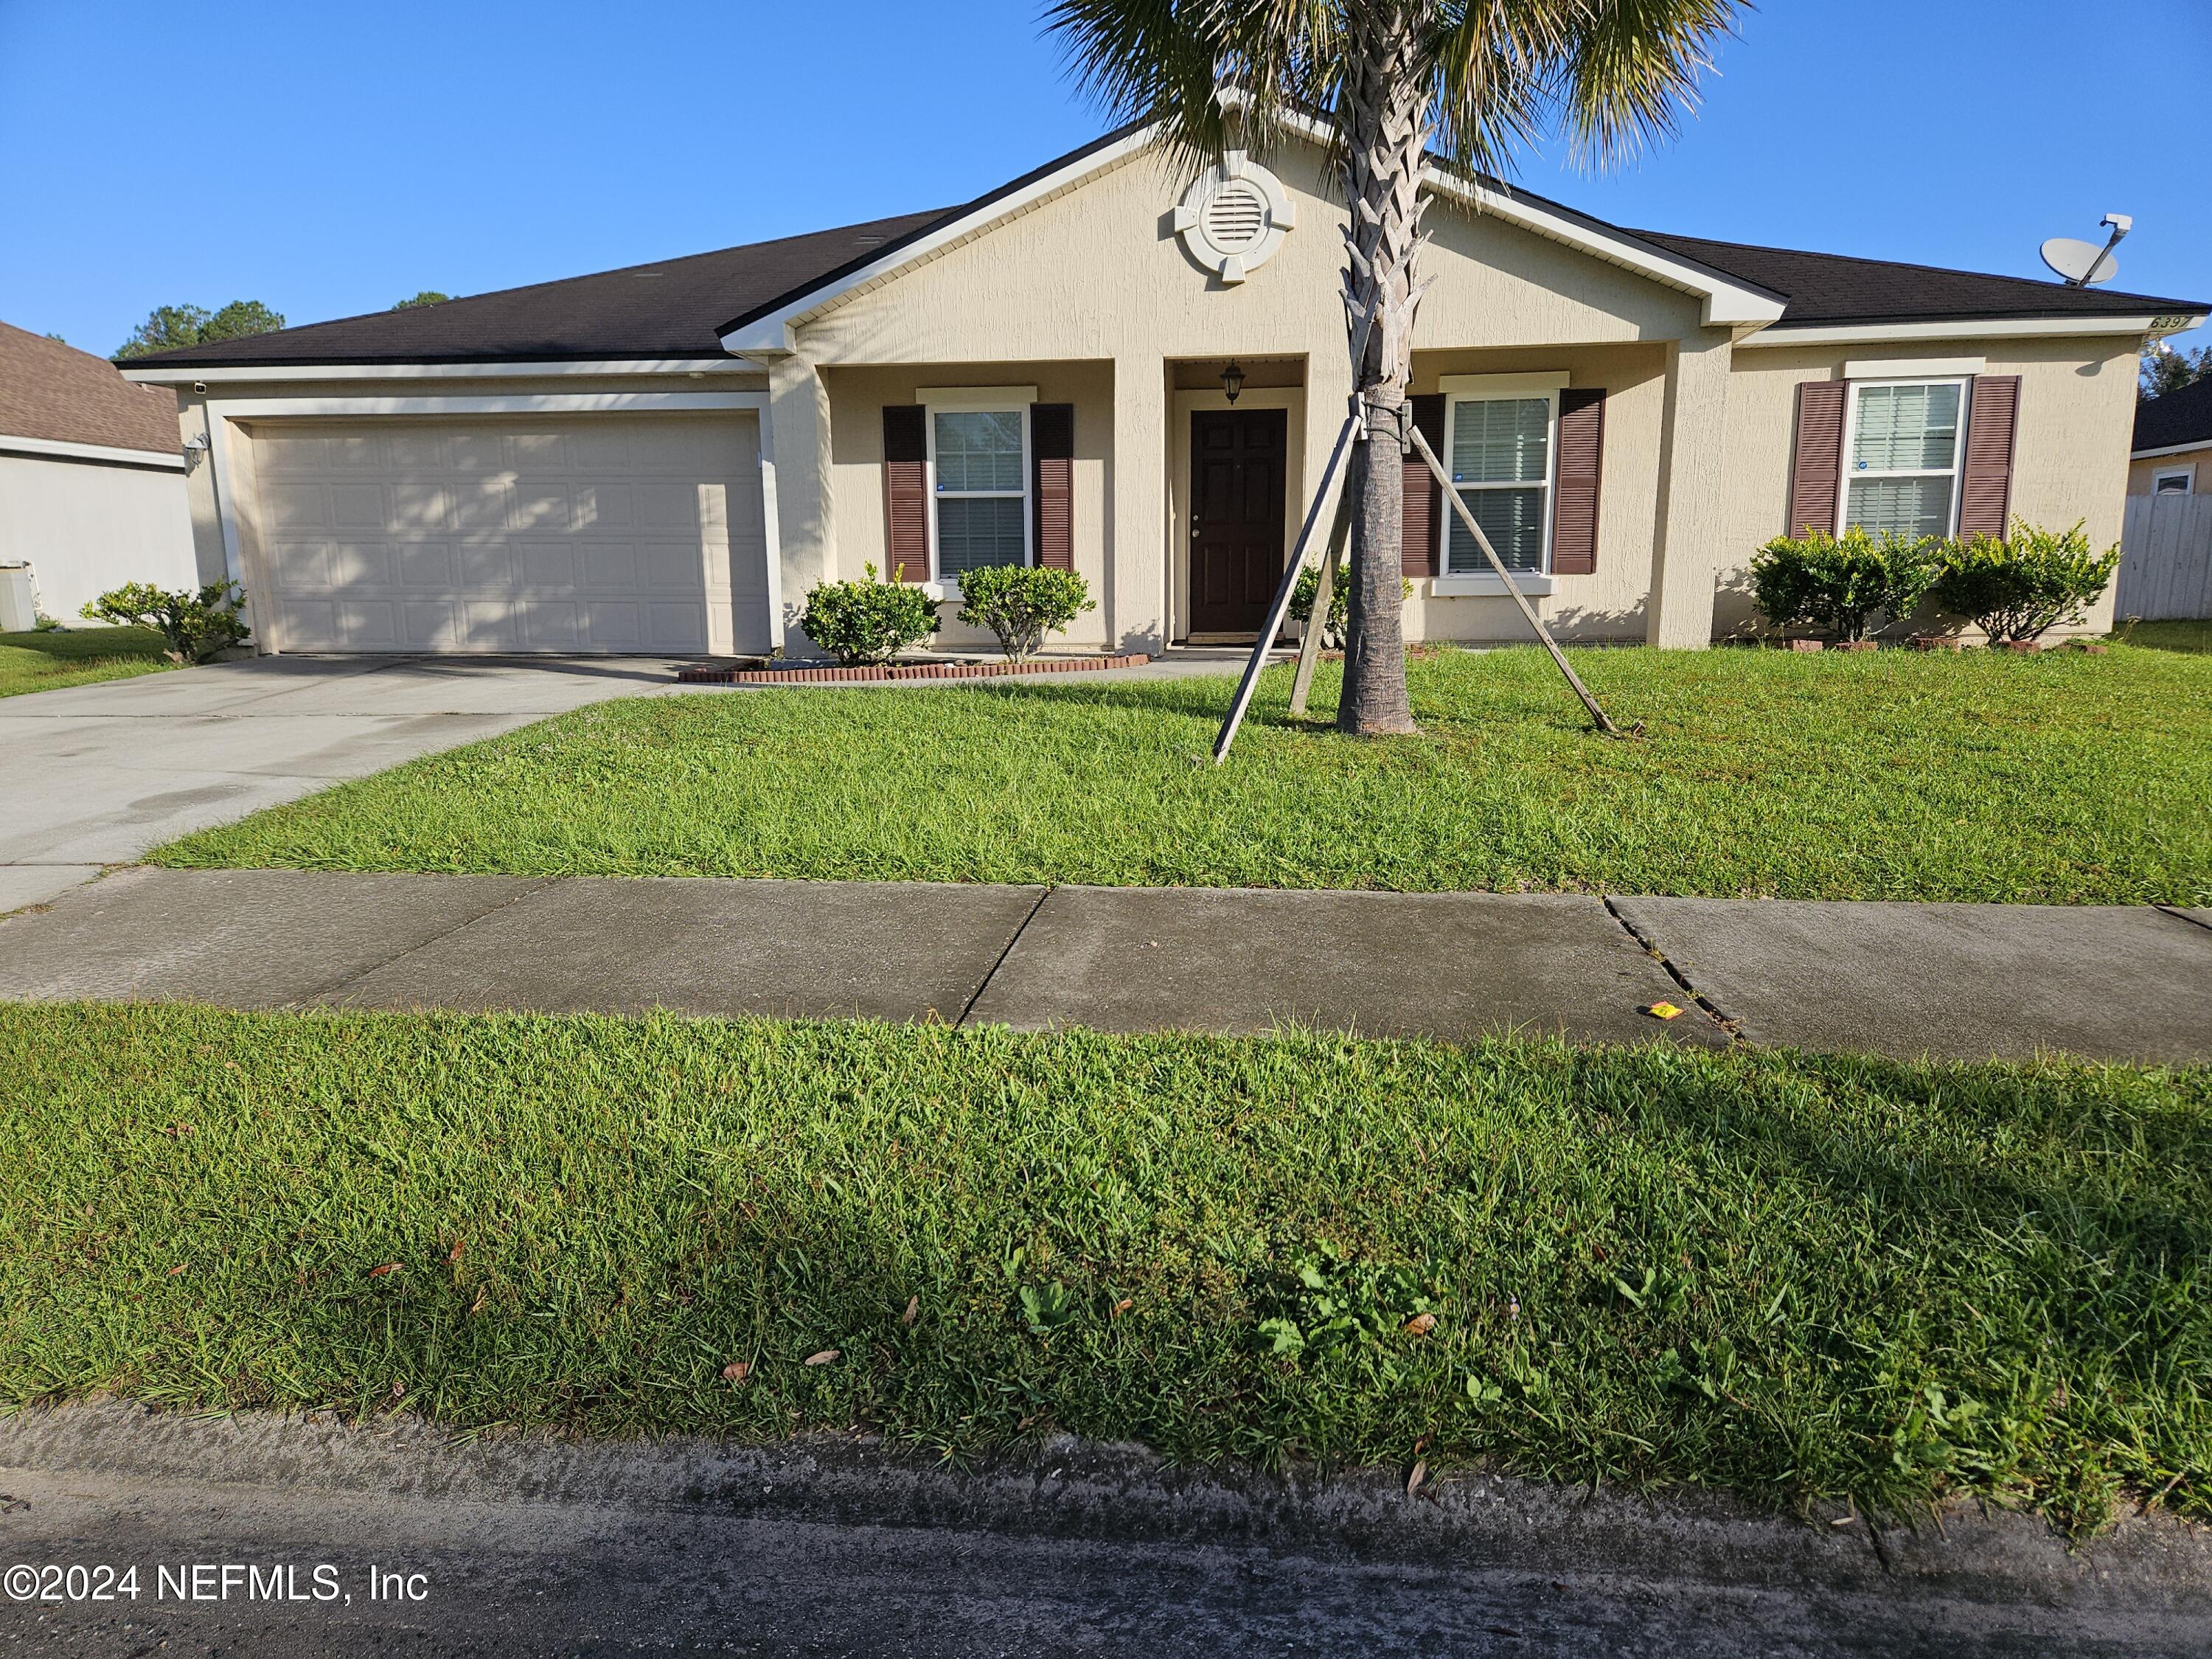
xmin=0 ymin=563 xmax=38 ymax=633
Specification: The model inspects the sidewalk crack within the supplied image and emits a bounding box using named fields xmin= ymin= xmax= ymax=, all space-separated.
xmin=955 ymin=886 xmax=1053 ymax=1028
xmin=1602 ymin=897 xmax=1743 ymax=1042
xmin=284 ymin=875 xmax=558 ymax=1009
xmin=2154 ymin=903 xmax=2212 ymax=936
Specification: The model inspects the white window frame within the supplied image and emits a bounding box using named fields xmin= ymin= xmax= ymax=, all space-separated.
xmin=1838 ymin=375 xmax=1972 ymax=539
xmin=918 ymin=385 xmax=1035 ymax=593
xmin=2152 ymin=463 xmax=2195 ymax=495
xmin=1436 ymin=372 xmax=1567 ymax=588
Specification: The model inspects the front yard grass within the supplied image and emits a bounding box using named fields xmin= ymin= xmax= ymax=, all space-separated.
xmin=1 ymin=1001 xmax=2203 ymax=1533
xmin=2118 ymin=619 xmax=2212 ymax=655
xmin=157 ymin=644 xmax=2212 ymax=904
xmin=0 ymin=626 xmax=173 ymax=698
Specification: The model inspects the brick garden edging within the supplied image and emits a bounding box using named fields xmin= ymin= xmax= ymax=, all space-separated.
xmin=677 ymin=653 xmax=1153 ymax=686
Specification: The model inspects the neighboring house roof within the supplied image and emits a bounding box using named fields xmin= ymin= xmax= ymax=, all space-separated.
xmin=1629 ymin=230 xmax=2203 ymax=331
xmin=117 ymin=127 xmax=2209 ymax=372
xmin=2132 ymin=376 xmax=2212 ymax=456
xmin=0 ymin=320 xmax=182 ymax=455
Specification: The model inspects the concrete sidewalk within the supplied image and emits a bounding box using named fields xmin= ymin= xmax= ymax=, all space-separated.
xmin=4 ymin=866 xmax=2208 ymax=1062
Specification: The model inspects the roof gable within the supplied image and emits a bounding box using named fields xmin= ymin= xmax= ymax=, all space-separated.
xmin=717 ymin=120 xmax=1790 ymax=352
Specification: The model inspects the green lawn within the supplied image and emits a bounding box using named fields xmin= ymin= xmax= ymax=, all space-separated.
xmin=2117 ymin=619 xmax=2212 ymax=655
xmin=159 ymin=645 xmax=2212 ymax=905
xmin=1 ymin=1002 xmax=2203 ymax=1532
xmin=0 ymin=626 xmax=173 ymax=698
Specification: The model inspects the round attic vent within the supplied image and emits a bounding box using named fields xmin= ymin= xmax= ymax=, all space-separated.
xmin=1173 ymin=152 xmax=1294 ymax=284
xmin=1203 ymin=181 xmax=1268 ymax=250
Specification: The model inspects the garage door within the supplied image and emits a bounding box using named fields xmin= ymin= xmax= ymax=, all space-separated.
xmin=246 ymin=414 xmax=769 ymax=655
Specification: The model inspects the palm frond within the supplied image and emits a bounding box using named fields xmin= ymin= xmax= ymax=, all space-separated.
xmin=1552 ymin=0 xmax=1744 ymax=170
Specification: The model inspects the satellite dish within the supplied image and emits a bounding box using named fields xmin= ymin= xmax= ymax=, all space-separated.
xmin=2040 ymin=215 xmax=2130 ymax=287
xmin=2042 ymin=237 xmax=2118 ymax=286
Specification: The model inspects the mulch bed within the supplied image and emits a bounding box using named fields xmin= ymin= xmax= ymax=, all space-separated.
xmin=677 ymin=653 xmax=1152 ymax=686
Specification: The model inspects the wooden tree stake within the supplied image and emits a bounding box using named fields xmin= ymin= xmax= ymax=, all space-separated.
xmin=1213 ymin=414 xmax=1357 ymax=764
xmin=1288 ymin=491 xmax=1352 ymax=718
xmin=1408 ymin=426 xmax=1628 ymax=738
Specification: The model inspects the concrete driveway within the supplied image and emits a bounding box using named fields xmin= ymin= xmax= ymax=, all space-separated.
xmin=0 ymin=655 xmax=686 ymax=911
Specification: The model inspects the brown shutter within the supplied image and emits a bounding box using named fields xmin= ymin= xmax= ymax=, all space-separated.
xmin=1031 ymin=402 xmax=1075 ymax=571
xmin=1957 ymin=375 xmax=2020 ymax=540
xmin=1402 ymin=393 xmax=1445 ymax=577
xmin=882 ymin=405 xmax=929 ymax=582
xmin=1551 ymin=387 xmax=1605 ymax=575
xmin=1787 ymin=380 xmax=1847 ymax=537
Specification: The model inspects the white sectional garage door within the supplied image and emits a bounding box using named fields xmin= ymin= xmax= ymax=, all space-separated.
xmin=247 ymin=414 xmax=769 ymax=655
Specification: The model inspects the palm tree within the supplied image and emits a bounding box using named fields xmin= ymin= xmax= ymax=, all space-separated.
xmin=1048 ymin=0 xmax=1742 ymax=735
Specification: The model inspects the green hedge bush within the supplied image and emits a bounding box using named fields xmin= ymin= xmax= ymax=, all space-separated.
xmin=957 ymin=565 xmax=1094 ymax=661
xmin=1749 ymin=529 xmax=1936 ymax=643
xmin=81 ymin=580 xmax=250 ymax=664
xmin=1930 ymin=521 xmax=2121 ymax=644
xmin=795 ymin=565 xmax=941 ymax=666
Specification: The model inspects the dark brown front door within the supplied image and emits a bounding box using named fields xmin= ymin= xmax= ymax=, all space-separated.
xmin=1188 ymin=407 xmax=1288 ymax=636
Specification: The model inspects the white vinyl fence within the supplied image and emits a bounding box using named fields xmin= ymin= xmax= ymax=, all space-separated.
xmin=2117 ymin=493 xmax=2212 ymax=620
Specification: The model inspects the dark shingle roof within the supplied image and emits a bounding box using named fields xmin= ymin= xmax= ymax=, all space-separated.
xmin=124 ymin=212 xmax=952 ymax=369
xmin=120 ymin=127 xmax=2209 ymax=371
xmin=1631 ymin=229 xmax=2205 ymax=330
xmin=2133 ymin=375 xmax=2212 ymax=453
xmin=0 ymin=320 xmax=181 ymax=453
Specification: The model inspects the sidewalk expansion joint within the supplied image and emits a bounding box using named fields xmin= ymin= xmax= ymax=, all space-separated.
xmin=2154 ymin=903 xmax=2212 ymax=936
xmin=1601 ymin=896 xmax=1744 ymax=1042
xmin=956 ymin=884 xmax=1054 ymax=1028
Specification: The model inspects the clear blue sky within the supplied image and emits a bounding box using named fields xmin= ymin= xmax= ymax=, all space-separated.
xmin=3 ymin=0 xmax=2205 ymax=356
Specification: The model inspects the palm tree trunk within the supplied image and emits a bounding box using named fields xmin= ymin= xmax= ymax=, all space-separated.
xmin=1335 ymin=1 xmax=1429 ymax=737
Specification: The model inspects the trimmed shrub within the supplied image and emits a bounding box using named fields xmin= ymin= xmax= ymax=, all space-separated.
xmin=796 ymin=564 xmax=941 ymax=666
xmin=1748 ymin=528 xmax=1937 ymax=643
xmin=1287 ymin=566 xmax=1411 ymax=650
xmin=80 ymin=580 xmax=249 ymax=664
xmin=1930 ymin=521 xmax=2121 ymax=644
xmin=1288 ymin=564 xmax=1349 ymax=647
xmin=957 ymin=565 xmax=1095 ymax=661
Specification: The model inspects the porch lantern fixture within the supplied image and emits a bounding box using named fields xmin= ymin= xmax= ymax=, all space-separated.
xmin=1220 ymin=360 xmax=1246 ymax=404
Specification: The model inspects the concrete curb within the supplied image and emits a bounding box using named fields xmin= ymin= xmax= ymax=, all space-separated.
xmin=1 ymin=1403 xmax=2205 ymax=1610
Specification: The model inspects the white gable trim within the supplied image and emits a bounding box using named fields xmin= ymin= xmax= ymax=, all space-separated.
xmin=719 ymin=120 xmax=1787 ymax=355
xmin=2132 ymin=438 xmax=2212 ymax=462
xmin=0 ymin=431 xmax=184 ymax=469
xmin=1739 ymin=315 xmax=2200 ymax=348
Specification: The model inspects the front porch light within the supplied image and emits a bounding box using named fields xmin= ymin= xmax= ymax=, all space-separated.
xmin=1220 ymin=360 xmax=1246 ymax=404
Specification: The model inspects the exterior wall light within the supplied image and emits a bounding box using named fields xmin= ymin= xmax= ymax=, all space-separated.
xmin=1220 ymin=361 xmax=1246 ymax=404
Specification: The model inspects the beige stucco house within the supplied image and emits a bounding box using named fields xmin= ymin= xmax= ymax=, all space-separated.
xmin=121 ymin=123 xmax=2208 ymax=659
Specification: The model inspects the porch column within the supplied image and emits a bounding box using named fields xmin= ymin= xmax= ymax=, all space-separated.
xmin=765 ymin=354 xmax=834 ymax=648
xmin=1109 ymin=355 xmax=1169 ymax=653
xmin=1646 ymin=327 xmax=1735 ymax=649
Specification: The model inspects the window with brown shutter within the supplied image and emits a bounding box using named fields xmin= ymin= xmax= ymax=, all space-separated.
xmin=1956 ymin=375 xmax=2020 ymax=540
xmin=1787 ymin=380 xmax=1847 ymax=538
xmin=881 ymin=405 xmax=929 ymax=582
xmin=1401 ymin=393 xmax=1445 ymax=578
xmin=1551 ymin=388 xmax=1605 ymax=574
xmin=1031 ymin=403 xmax=1074 ymax=571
